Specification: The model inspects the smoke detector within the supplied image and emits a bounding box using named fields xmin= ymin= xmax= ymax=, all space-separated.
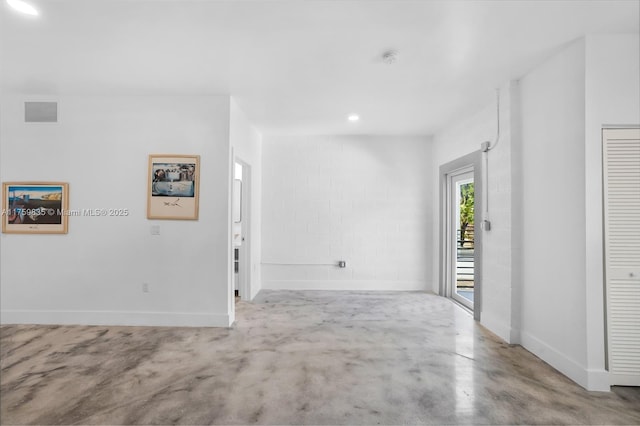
xmin=382 ymin=50 xmax=398 ymax=65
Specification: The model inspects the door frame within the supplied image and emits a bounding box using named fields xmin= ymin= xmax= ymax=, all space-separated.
xmin=233 ymin=157 xmax=253 ymax=302
xmin=439 ymin=151 xmax=483 ymax=320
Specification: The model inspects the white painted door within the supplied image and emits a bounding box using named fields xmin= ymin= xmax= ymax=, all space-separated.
xmin=603 ymin=128 xmax=640 ymax=386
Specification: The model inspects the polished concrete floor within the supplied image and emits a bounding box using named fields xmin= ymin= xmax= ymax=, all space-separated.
xmin=1 ymin=291 xmax=639 ymax=425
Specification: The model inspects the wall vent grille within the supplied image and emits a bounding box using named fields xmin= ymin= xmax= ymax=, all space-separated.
xmin=25 ymin=102 xmax=58 ymax=123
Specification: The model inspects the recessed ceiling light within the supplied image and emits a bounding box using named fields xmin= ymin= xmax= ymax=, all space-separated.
xmin=348 ymin=114 xmax=360 ymax=122
xmin=6 ymin=0 xmax=39 ymax=16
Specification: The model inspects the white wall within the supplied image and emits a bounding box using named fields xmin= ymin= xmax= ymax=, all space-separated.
xmin=520 ymin=38 xmax=589 ymax=386
xmin=432 ymin=83 xmax=518 ymax=343
xmin=432 ymin=35 xmax=638 ymax=391
xmin=0 ymin=95 xmax=234 ymax=327
xmin=517 ymin=35 xmax=639 ymax=392
xmin=262 ymin=135 xmax=432 ymax=290
xmin=230 ymin=98 xmax=263 ymax=300
xmin=583 ymin=34 xmax=640 ymax=390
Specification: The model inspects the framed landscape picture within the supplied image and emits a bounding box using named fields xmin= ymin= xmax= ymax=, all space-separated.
xmin=147 ymin=154 xmax=200 ymax=220
xmin=2 ymin=182 xmax=69 ymax=234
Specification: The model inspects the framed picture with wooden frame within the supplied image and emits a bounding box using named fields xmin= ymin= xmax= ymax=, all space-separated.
xmin=2 ymin=182 xmax=69 ymax=234
xmin=147 ymin=154 xmax=200 ymax=220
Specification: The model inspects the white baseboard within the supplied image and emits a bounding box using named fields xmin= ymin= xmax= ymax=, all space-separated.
xmin=509 ymin=328 xmax=521 ymax=344
xmin=589 ymin=368 xmax=612 ymax=390
xmin=262 ymin=280 xmax=427 ymax=291
xmin=608 ymin=373 xmax=640 ymax=387
xmin=479 ymin=310 xmax=512 ymax=343
xmin=520 ymin=330 xmax=610 ymax=392
xmin=0 ymin=309 xmax=231 ymax=328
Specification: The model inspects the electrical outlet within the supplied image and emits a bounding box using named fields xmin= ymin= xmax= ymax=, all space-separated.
xmin=142 ymin=283 xmax=150 ymax=293
xmin=150 ymin=225 xmax=160 ymax=235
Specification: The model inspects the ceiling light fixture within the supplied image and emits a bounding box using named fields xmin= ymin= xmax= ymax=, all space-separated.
xmin=6 ymin=0 xmax=39 ymax=16
xmin=382 ymin=50 xmax=398 ymax=65
xmin=348 ymin=114 xmax=360 ymax=122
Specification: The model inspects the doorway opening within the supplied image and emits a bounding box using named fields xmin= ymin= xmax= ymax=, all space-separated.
xmin=452 ymin=172 xmax=475 ymax=308
xmin=439 ymin=151 xmax=483 ymax=320
xmin=232 ymin=159 xmax=252 ymax=302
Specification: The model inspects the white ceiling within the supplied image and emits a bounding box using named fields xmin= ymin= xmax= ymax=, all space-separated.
xmin=1 ymin=0 xmax=638 ymax=135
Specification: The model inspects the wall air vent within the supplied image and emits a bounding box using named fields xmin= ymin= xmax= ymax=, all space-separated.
xmin=25 ymin=101 xmax=57 ymax=123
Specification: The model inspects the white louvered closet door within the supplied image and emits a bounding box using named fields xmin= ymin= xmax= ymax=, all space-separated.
xmin=603 ymin=128 xmax=640 ymax=386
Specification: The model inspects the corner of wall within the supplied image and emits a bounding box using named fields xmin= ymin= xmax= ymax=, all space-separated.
xmin=509 ymin=79 xmax=523 ymax=345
